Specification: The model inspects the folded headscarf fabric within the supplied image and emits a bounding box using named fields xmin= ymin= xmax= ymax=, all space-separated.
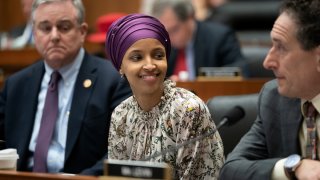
xmin=105 ymin=13 xmax=171 ymax=71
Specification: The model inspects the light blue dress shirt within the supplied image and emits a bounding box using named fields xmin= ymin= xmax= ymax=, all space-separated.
xmin=28 ymin=48 xmax=84 ymax=172
xmin=185 ymin=24 xmax=197 ymax=80
xmin=185 ymin=42 xmax=195 ymax=80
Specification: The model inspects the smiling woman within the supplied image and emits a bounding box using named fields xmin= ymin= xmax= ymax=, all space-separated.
xmin=120 ymin=38 xmax=167 ymax=109
xmin=105 ymin=13 xmax=224 ymax=180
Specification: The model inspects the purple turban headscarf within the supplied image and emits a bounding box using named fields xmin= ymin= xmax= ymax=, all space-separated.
xmin=105 ymin=13 xmax=171 ymax=71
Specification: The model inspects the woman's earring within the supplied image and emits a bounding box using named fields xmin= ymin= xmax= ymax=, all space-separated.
xmin=119 ymin=69 xmax=124 ymax=78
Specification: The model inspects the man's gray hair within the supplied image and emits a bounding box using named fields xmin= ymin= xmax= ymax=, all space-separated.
xmin=31 ymin=0 xmax=85 ymax=24
xmin=151 ymin=0 xmax=194 ymax=22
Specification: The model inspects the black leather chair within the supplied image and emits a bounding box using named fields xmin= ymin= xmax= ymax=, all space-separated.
xmin=211 ymin=1 xmax=281 ymax=31
xmin=206 ymin=93 xmax=259 ymax=156
xmin=209 ymin=2 xmax=279 ymax=52
xmin=242 ymin=46 xmax=274 ymax=78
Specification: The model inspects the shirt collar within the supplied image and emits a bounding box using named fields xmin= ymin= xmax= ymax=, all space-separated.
xmin=301 ymin=93 xmax=320 ymax=116
xmin=44 ymin=48 xmax=84 ymax=81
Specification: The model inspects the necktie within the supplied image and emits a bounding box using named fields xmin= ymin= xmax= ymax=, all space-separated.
xmin=33 ymin=71 xmax=61 ymax=172
xmin=305 ymin=102 xmax=318 ymax=160
xmin=173 ymin=49 xmax=187 ymax=76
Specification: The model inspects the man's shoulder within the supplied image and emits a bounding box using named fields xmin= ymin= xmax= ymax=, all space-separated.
xmin=197 ymin=21 xmax=232 ymax=35
xmin=86 ymin=53 xmax=113 ymax=65
xmin=260 ymin=79 xmax=300 ymax=105
xmin=84 ymin=53 xmax=109 ymax=64
xmin=263 ymin=79 xmax=278 ymax=90
xmin=195 ymin=21 xmax=235 ymax=44
xmin=6 ymin=60 xmax=43 ymax=81
xmin=260 ymin=79 xmax=280 ymax=98
xmin=83 ymin=53 xmax=118 ymax=72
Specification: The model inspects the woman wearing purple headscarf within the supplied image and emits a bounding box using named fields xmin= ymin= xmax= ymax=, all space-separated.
xmin=105 ymin=14 xmax=224 ymax=179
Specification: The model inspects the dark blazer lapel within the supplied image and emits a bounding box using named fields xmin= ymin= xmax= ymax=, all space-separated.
xmin=18 ymin=62 xmax=44 ymax=168
xmin=64 ymin=53 xmax=97 ymax=160
xmin=23 ymin=62 xmax=45 ymax=135
xmin=281 ymin=98 xmax=302 ymax=155
xmin=193 ymin=22 xmax=207 ymax=76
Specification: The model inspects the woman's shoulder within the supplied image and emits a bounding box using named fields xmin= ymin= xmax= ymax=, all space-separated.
xmin=164 ymin=87 xmax=210 ymax=122
xmin=113 ymin=96 xmax=134 ymax=113
xmin=172 ymin=86 xmax=205 ymax=106
xmin=164 ymin=79 xmax=204 ymax=104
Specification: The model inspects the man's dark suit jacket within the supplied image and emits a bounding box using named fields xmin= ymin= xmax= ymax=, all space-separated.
xmin=219 ymin=80 xmax=302 ymax=180
xmin=8 ymin=24 xmax=26 ymax=39
xmin=167 ymin=21 xmax=248 ymax=77
xmin=0 ymin=52 xmax=132 ymax=174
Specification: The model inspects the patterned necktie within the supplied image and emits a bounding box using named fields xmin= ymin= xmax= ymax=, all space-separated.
xmin=33 ymin=71 xmax=61 ymax=172
xmin=305 ymin=101 xmax=318 ymax=160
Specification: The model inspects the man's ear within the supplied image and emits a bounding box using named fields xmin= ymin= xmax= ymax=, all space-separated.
xmin=79 ymin=22 xmax=88 ymax=44
xmin=80 ymin=22 xmax=88 ymax=35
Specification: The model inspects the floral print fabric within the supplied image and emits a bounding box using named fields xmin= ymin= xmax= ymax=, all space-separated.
xmin=108 ymin=80 xmax=224 ymax=179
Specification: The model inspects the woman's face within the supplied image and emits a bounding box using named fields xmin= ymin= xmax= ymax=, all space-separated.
xmin=120 ymin=38 xmax=167 ymax=97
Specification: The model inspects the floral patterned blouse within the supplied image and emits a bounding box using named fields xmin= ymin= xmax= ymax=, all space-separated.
xmin=108 ymin=80 xmax=224 ymax=179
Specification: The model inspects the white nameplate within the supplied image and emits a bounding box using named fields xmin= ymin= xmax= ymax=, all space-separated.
xmin=103 ymin=159 xmax=172 ymax=180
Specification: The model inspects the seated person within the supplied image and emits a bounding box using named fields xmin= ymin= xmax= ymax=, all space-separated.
xmin=0 ymin=0 xmax=131 ymax=175
xmin=219 ymin=0 xmax=320 ymax=179
xmin=86 ymin=13 xmax=126 ymax=58
xmin=191 ymin=0 xmax=226 ymax=21
xmin=105 ymin=13 xmax=224 ymax=179
xmin=151 ymin=0 xmax=248 ymax=81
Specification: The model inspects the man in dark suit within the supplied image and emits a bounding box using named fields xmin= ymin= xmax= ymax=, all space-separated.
xmin=219 ymin=0 xmax=320 ymax=179
xmin=151 ymin=0 xmax=247 ymax=81
xmin=0 ymin=0 xmax=131 ymax=175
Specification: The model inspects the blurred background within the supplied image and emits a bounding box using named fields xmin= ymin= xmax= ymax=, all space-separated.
xmin=0 ymin=0 xmax=140 ymax=35
xmin=0 ymin=0 xmax=280 ymax=79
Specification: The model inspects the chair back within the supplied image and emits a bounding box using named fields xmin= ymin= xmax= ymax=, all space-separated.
xmin=206 ymin=93 xmax=259 ymax=156
xmin=242 ymin=46 xmax=274 ymax=78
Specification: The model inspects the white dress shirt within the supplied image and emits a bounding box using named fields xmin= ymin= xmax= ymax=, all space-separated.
xmin=28 ymin=48 xmax=84 ymax=172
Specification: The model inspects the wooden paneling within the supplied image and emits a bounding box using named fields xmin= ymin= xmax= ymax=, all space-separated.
xmin=0 ymin=47 xmax=269 ymax=100
xmin=0 ymin=48 xmax=40 ymax=76
xmin=176 ymin=79 xmax=268 ymax=102
xmin=0 ymin=42 xmax=107 ymax=77
xmin=0 ymin=1 xmax=5 ymax=30
xmin=0 ymin=77 xmax=268 ymax=102
xmin=0 ymin=170 xmax=147 ymax=180
xmin=83 ymin=0 xmax=140 ymax=33
xmin=0 ymin=0 xmax=140 ymax=32
xmin=0 ymin=0 xmax=25 ymax=32
xmin=0 ymin=170 xmax=97 ymax=180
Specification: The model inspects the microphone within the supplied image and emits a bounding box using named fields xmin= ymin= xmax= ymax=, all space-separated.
xmin=217 ymin=105 xmax=245 ymax=128
xmin=142 ymin=106 xmax=245 ymax=161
